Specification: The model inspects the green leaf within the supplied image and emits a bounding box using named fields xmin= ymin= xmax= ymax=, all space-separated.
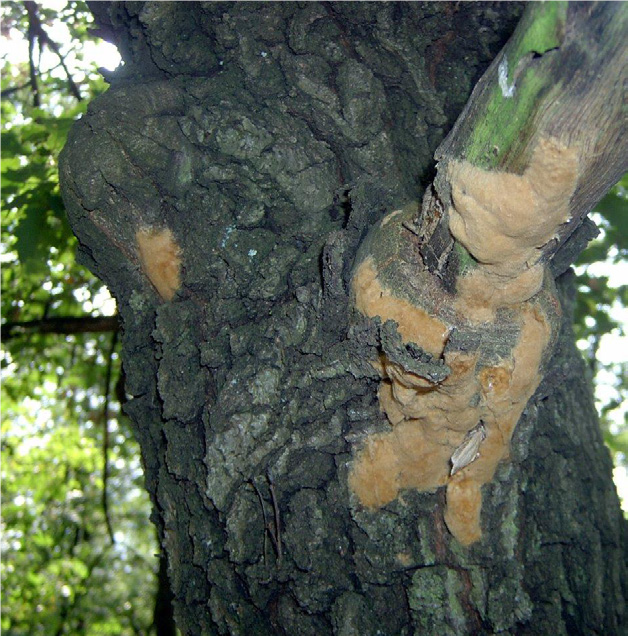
xmin=14 ymin=207 xmax=53 ymax=274
xmin=1 ymin=130 xmax=29 ymax=157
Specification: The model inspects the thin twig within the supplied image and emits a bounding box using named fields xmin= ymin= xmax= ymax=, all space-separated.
xmin=267 ymin=473 xmax=282 ymax=564
xmin=1 ymin=82 xmax=32 ymax=98
xmin=250 ymin=479 xmax=269 ymax=566
xmin=1 ymin=315 xmax=120 ymax=340
xmin=25 ymin=2 xmax=40 ymax=107
xmin=24 ymin=1 xmax=82 ymax=102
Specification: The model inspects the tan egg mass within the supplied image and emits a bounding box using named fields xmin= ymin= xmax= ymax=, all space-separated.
xmin=349 ymin=137 xmax=577 ymax=545
xmin=136 ymin=227 xmax=182 ymax=301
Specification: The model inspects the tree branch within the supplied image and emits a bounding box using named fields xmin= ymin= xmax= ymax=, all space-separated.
xmin=24 ymin=1 xmax=83 ymax=102
xmin=1 ymin=315 xmax=120 ymax=340
xmin=1 ymin=81 xmax=33 ymax=99
xmin=25 ymin=1 xmax=41 ymax=108
xmin=419 ymin=1 xmax=627 ymax=278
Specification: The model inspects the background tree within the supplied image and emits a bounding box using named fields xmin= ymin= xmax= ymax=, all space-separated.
xmin=1 ymin=2 xmax=172 ymax=634
xmin=573 ymin=175 xmax=628 ymax=471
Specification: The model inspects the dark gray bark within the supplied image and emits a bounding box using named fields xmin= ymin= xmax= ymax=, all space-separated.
xmin=61 ymin=2 xmax=626 ymax=634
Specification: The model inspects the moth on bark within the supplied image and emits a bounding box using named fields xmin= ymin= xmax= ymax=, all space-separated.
xmin=450 ymin=421 xmax=487 ymax=476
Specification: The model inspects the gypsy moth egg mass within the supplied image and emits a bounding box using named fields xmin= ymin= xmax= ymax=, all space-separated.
xmin=347 ymin=138 xmax=569 ymax=545
xmin=136 ymin=227 xmax=182 ymax=301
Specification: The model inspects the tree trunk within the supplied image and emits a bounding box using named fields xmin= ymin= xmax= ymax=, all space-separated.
xmin=61 ymin=2 xmax=626 ymax=634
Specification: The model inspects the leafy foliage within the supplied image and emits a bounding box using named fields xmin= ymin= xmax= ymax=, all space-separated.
xmin=1 ymin=2 xmax=159 ymax=634
xmin=1 ymin=373 xmax=156 ymax=635
xmin=574 ymin=175 xmax=628 ymax=471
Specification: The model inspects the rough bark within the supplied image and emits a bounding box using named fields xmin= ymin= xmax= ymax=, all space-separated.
xmin=60 ymin=2 xmax=626 ymax=634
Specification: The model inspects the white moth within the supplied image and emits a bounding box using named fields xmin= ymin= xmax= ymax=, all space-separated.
xmin=450 ymin=421 xmax=487 ymax=476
